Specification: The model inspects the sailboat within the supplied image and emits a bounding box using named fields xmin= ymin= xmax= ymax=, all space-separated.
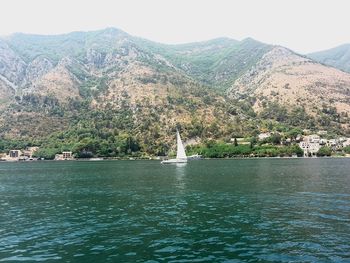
xmin=161 ymin=130 xmax=187 ymax=164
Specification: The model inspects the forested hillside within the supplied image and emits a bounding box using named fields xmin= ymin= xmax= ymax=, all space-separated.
xmin=1 ymin=28 xmax=350 ymax=158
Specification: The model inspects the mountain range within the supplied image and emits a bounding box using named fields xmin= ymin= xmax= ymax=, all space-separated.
xmin=309 ymin=44 xmax=350 ymax=73
xmin=0 ymin=28 xmax=349 ymax=156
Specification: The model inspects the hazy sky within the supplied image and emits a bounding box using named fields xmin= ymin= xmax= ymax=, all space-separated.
xmin=1 ymin=0 xmax=350 ymax=53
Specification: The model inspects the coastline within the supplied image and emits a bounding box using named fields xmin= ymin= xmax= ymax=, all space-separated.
xmin=1 ymin=155 xmax=349 ymax=163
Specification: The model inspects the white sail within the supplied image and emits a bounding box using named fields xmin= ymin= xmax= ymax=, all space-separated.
xmin=176 ymin=130 xmax=187 ymax=159
xmin=161 ymin=130 xmax=187 ymax=164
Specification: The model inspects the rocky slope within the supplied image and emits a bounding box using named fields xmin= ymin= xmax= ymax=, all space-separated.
xmin=228 ymin=47 xmax=350 ymax=114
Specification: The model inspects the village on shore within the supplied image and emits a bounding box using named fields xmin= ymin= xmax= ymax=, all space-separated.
xmin=0 ymin=148 xmax=74 ymax=162
xmin=1 ymin=129 xmax=350 ymax=162
xmin=257 ymin=129 xmax=350 ymax=157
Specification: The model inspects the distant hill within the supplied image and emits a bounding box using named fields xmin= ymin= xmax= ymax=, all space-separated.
xmin=308 ymin=44 xmax=350 ymax=73
xmin=228 ymin=46 xmax=350 ymax=130
xmin=0 ymin=28 xmax=350 ymax=156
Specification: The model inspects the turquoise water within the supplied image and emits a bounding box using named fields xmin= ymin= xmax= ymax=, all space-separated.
xmin=0 ymin=159 xmax=349 ymax=262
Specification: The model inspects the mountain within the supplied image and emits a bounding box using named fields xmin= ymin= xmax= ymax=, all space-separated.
xmin=0 ymin=28 xmax=252 ymax=156
xmin=136 ymin=37 xmax=272 ymax=89
xmin=308 ymin=44 xmax=350 ymax=73
xmin=229 ymin=46 xmax=350 ymax=115
xmin=0 ymin=28 xmax=350 ymax=157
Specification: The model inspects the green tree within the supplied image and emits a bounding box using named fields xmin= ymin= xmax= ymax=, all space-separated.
xmin=234 ymin=137 xmax=238 ymax=146
xmin=317 ymin=146 xmax=332 ymax=157
xmin=33 ymin=148 xmax=60 ymax=160
xmin=269 ymin=133 xmax=281 ymax=145
xmin=287 ymin=128 xmax=302 ymax=140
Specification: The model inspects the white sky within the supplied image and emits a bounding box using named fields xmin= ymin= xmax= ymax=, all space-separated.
xmin=1 ymin=0 xmax=349 ymax=53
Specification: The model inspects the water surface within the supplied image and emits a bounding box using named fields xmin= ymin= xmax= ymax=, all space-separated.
xmin=0 ymin=159 xmax=350 ymax=262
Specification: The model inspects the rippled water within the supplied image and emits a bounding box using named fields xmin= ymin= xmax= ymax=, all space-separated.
xmin=0 ymin=159 xmax=350 ymax=262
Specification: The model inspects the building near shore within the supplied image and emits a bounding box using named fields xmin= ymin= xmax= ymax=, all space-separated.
xmin=309 ymin=134 xmax=320 ymax=144
xmin=343 ymin=138 xmax=350 ymax=147
xmin=9 ymin=150 xmax=22 ymax=158
xmin=299 ymin=135 xmax=321 ymax=157
xmin=299 ymin=133 xmax=350 ymax=157
xmin=63 ymin=152 xmax=73 ymax=159
xmin=299 ymin=141 xmax=320 ymax=157
xmin=55 ymin=151 xmax=74 ymax=160
xmin=23 ymin=147 xmax=39 ymax=158
xmin=0 ymin=153 xmax=6 ymax=160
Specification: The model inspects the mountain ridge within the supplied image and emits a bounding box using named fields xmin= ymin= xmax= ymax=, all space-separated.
xmin=0 ymin=28 xmax=350 ymax=156
xmin=308 ymin=43 xmax=350 ymax=73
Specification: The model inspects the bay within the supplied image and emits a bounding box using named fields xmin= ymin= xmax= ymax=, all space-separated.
xmin=0 ymin=159 xmax=349 ymax=262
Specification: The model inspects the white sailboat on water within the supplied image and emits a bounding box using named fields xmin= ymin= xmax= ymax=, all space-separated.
xmin=161 ymin=130 xmax=187 ymax=164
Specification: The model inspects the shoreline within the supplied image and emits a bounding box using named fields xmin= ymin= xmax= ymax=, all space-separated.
xmin=1 ymin=155 xmax=349 ymax=163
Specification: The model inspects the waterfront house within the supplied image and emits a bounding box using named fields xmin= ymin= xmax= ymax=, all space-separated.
xmin=343 ymin=138 xmax=350 ymax=147
xmin=9 ymin=150 xmax=22 ymax=158
xmin=299 ymin=141 xmax=320 ymax=157
xmin=55 ymin=151 xmax=74 ymax=160
xmin=23 ymin=147 xmax=39 ymax=158
xmin=63 ymin=152 xmax=73 ymax=159
xmin=0 ymin=153 xmax=6 ymax=161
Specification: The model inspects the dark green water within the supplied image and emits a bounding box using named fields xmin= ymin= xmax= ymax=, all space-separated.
xmin=0 ymin=159 xmax=350 ymax=262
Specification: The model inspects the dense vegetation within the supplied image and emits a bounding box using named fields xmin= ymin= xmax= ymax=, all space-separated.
xmin=316 ymin=146 xmax=332 ymax=157
xmin=257 ymin=101 xmax=348 ymax=135
xmin=187 ymin=141 xmax=303 ymax=158
xmin=0 ymin=90 xmax=347 ymax=159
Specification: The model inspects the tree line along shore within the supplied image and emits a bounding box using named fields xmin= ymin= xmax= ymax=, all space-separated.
xmin=1 ymin=132 xmax=350 ymax=161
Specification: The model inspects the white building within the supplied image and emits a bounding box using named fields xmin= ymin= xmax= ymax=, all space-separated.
xmin=258 ymin=132 xmax=271 ymax=141
xmin=317 ymin=130 xmax=328 ymax=136
xmin=55 ymin=151 xmax=74 ymax=160
xmin=62 ymin=152 xmax=73 ymax=159
xmin=0 ymin=153 xmax=6 ymax=160
xmin=319 ymin=139 xmax=327 ymax=145
xmin=309 ymin=134 xmax=320 ymax=143
xmin=23 ymin=147 xmax=39 ymax=158
xmin=343 ymin=138 xmax=350 ymax=147
xmin=327 ymin=139 xmax=339 ymax=149
xmin=9 ymin=150 xmax=22 ymax=158
xmin=299 ymin=141 xmax=321 ymax=157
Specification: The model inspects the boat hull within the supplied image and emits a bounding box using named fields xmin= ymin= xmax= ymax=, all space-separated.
xmin=161 ymin=158 xmax=187 ymax=164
